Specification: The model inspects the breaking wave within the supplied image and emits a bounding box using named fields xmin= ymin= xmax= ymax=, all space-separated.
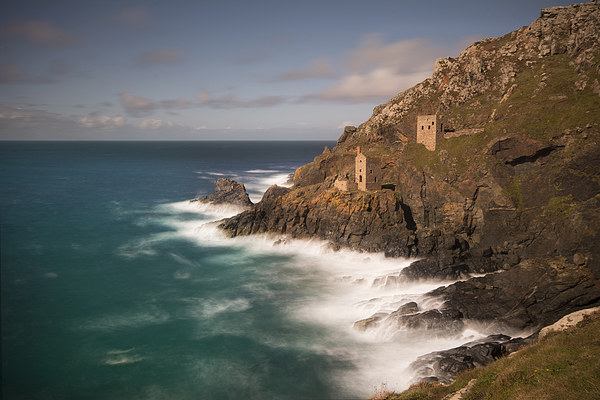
xmin=123 ymin=195 xmax=487 ymax=395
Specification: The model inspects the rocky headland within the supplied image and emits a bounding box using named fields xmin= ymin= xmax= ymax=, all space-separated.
xmin=211 ymin=1 xmax=600 ymax=384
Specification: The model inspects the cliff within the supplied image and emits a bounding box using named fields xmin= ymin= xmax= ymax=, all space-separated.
xmin=219 ymin=1 xmax=600 ymax=335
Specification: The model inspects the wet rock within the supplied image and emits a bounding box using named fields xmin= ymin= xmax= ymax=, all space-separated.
xmin=396 ymin=301 xmax=419 ymax=315
xmin=410 ymin=334 xmax=530 ymax=384
xmin=353 ymin=313 xmax=387 ymax=331
xmin=389 ymin=308 xmax=464 ymax=333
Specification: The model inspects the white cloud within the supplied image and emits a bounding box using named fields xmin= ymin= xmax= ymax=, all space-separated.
xmin=119 ymin=92 xmax=155 ymax=117
xmin=312 ymin=34 xmax=444 ymax=103
xmin=195 ymin=92 xmax=285 ymax=109
xmin=139 ymin=119 xmax=186 ymax=130
xmin=112 ymin=7 xmax=151 ymax=28
xmin=139 ymin=119 xmax=164 ymax=129
xmin=79 ymin=115 xmax=125 ymax=128
xmin=195 ymin=92 xmax=212 ymax=105
xmin=318 ymin=68 xmax=430 ymax=103
xmin=274 ymin=58 xmax=335 ymax=81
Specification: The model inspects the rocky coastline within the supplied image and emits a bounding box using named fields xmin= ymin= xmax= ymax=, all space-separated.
xmin=203 ymin=1 xmax=600 ymax=385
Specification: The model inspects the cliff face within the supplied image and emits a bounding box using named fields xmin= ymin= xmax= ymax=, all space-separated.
xmin=219 ymin=2 xmax=600 ymax=331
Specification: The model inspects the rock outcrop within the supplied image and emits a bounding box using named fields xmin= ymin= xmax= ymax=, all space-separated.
xmin=195 ymin=178 xmax=252 ymax=207
xmin=410 ymin=334 xmax=534 ymax=384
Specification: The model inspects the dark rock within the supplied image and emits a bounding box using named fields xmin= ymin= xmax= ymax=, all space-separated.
xmin=389 ymin=308 xmax=464 ymax=333
xmin=489 ymin=136 xmax=562 ymax=166
xmin=410 ymin=334 xmax=524 ymax=384
xmin=400 ymin=259 xmax=471 ymax=281
xmin=397 ymin=302 xmax=419 ymax=315
xmin=430 ymin=258 xmax=600 ymax=330
xmin=196 ymin=178 xmax=252 ymax=207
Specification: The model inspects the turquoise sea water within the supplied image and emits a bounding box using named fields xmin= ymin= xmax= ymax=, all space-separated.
xmin=1 ymin=141 xmax=480 ymax=399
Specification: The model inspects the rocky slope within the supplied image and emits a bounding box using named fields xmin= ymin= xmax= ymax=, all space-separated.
xmin=218 ymin=1 xmax=600 ymax=351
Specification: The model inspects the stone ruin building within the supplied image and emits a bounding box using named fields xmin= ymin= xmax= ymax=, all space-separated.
xmin=335 ymin=115 xmax=446 ymax=192
xmin=417 ymin=114 xmax=444 ymax=151
xmin=355 ymin=146 xmax=381 ymax=191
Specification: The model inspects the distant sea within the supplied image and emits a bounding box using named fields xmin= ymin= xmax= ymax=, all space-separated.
xmin=1 ymin=141 xmax=483 ymax=399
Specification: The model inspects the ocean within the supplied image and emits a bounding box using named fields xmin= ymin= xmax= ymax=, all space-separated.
xmin=1 ymin=141 xmax=483 ymax=399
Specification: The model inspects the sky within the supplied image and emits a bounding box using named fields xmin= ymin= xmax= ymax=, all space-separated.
xmin=0 ymin=0 xmax=577 ymax=141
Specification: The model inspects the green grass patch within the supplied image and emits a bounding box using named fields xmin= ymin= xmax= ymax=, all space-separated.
xmin=485 ymin=53 xmax=600 ymax=140
xmin=502 ymin=174 xmax=526 ymax=211
xmin=378 ymin=311 xmax=600 ymax=400
xmin=544 ymin=195 xmax=577 ymax=220
xmin=403 ymin=142 xmax=443 ymax=173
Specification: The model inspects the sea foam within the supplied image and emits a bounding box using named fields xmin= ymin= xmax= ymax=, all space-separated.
xmin=121 ymin=189 xmax=483 ymax=396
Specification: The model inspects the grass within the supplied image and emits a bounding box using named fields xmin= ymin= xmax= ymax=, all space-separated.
xmin=484 ymin=53 xmax=600 ymax=141
xmin=373 ymin=311 xmax=600 ymax=400
xmin=502 ymin=174 xmax=526 ymax=211
xmin=544 ymin=195 xmax=577 ymax=220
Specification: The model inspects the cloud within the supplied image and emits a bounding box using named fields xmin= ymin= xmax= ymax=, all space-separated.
xmin=139 ymin=119 xmax=165 ymax=129
xmin=0 ymin=63 xmax=24 ymax=83
xmin=195 ymin=92 xmax=285 ymax=109
xmin=79 ymin=115 xmax=125 ymax=128
xmin=0 ymin=105 xmax=194 ymax=140
xmin=159 ymin=98 xmax=191 ymax=109
xmin=0 ymin=20 xmax=82 ymax=47
xmin=136 ymin=49 xmax=183 ymax=66
xmin=138 ymin=119 xmax=186 ymax=130
xmin=310 ymin=34 xmax=444 ymax=103
xmin=316 ymin=68 xmax=430 ymax=103
xmin=117 ymin=90 xmax=284 ymax=118
xmin=47 ymin=60 xmax=71 ymax=75
xmin=112 ymin=7 xmax=151 ymax=28
xmin=0 ymin=62 xmax=59 ymax=84
xmin=233 ymin=51 xmax=271 ymax=65
xmin=119 ymin=92 xmax=155 ymax=117
xmin=273 ymin=58 xmax=335 ymax=82
xmin=0 ymin=105 xmax=82 ymax=139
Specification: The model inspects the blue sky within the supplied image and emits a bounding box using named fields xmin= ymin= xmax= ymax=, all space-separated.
xmin=0 ymin=0 xmax=576 ymax=140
